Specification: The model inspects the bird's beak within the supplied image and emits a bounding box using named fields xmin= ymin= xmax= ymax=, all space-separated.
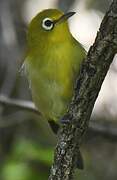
xmin=54 ymin=12 xmax=76 ymax=25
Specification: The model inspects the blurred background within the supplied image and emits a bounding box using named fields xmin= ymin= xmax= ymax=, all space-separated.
xmin=0 ymin=0 xmax=117 ymax=179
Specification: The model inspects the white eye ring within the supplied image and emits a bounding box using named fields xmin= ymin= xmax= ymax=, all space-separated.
xmin=42 ymin=18 xmax=54 ymax=31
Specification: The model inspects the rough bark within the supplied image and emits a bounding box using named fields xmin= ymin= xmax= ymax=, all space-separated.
xmin=48 ymin=0 xmax=117 ymax=179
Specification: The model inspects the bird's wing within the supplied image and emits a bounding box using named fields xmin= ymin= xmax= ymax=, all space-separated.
xmin=72 ymin=40 xmax=86 ymax=79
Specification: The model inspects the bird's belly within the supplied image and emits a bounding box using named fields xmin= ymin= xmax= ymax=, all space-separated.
xmin=25 ymin=52 xmax=75 ymax=122
xmin=31 ymin=71 xmax=73 ymax=122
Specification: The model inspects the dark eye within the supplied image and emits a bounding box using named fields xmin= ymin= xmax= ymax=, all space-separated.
xmin=42 ymin=18 xmax=54 ymax=31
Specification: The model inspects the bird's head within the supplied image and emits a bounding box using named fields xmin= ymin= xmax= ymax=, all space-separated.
xmin=27 ymin=9 xmax=75 ymax=49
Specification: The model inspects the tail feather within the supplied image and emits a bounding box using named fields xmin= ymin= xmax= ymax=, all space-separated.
xmin=75 ymin=149 xmax=84 ymax=169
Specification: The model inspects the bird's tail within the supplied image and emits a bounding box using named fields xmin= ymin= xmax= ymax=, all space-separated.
xmin=75 ymin=149 xmax=84 ymax=169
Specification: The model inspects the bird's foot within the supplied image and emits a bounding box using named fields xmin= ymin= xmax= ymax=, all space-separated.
xmin=60 ymin=114 xmax=71 ymax=124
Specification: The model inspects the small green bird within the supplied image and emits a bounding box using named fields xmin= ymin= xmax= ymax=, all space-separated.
xmin=24 ymin=9 xmax=86 ymax=168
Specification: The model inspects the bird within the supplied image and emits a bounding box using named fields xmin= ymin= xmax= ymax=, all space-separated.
xmin=23 ymin=9 xmax=86 ymax=169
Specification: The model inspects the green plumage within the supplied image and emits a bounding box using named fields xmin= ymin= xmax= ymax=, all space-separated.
xmin=25 ymin=9 xmax=86 ymax=125
xmin=25 ymin=8 xmax=86 ymax=170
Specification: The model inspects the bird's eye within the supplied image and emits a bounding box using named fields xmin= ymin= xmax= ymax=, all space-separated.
xmin=42 ymin=18 xmax=54 ymax=31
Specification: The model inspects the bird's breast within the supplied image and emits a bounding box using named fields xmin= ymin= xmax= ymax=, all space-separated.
xmin=25 ymin=43 xmax=74 ymax=121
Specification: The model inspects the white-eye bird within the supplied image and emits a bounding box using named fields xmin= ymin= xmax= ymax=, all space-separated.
xmin=24 ymin=9 xmax=86 ymax=169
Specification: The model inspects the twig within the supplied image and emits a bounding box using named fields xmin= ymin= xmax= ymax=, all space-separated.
xmin=0 ymin=94 xmax=39 ymax=114
xmin=48 ymin=0 xmax=117 ymax=179
xmin=89 ymin=120 xmax=117 ymax=140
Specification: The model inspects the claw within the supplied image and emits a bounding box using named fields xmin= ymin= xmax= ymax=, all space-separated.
xmin=60 ymin=114 xmax=71 ymax=124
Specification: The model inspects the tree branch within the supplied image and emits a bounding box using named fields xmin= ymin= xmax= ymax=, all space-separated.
xmin=0 ymin=94 xmax=39 ymax=114
xmin=48 ymin=1 xmax=117 ymax=179
xmin=89 ymin=120 xmax=117 ymax=140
